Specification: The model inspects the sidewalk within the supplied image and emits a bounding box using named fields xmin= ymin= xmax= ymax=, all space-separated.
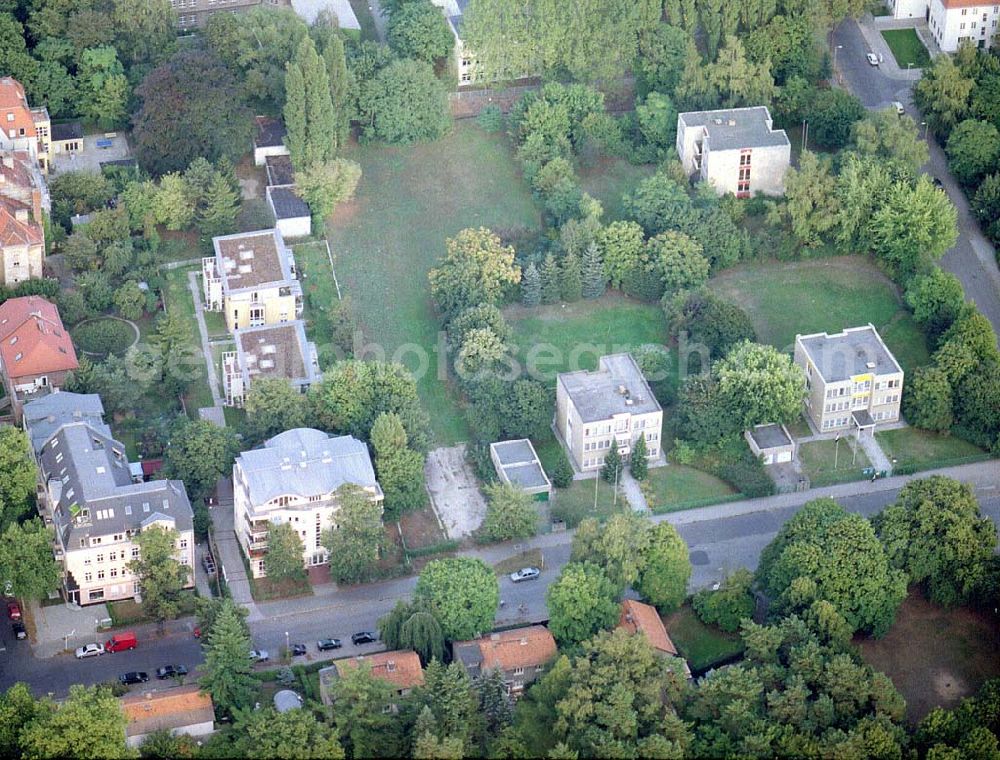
xmin=186 ymin=270 xmax=224 ymax=409
xmin=208 ymin=492 xmax=263 ymax=622
xmin=30 ymin=604 xmax=196 ymax=659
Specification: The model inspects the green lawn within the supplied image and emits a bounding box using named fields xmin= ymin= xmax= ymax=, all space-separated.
xmin=506 ymin=295 xmax=668 ymax=383
xmin=325 ymin=124 xmax=541 ymax=445
xmin=203 ymin=310 xmax=228 ymax=341
xmin=161 ymin=265 xmax=214 ymax=418
xmin=798 ymin=438 xmax=872 ymax=486
xmin=549 ymin=477 xmax=626 ymax=528
xmin=294 ymin=241 xmax=343 ymax=357
xmin=578 ymin=157 xmax=656 ymax=221
xmin=709 ymin=257 xmax=929 ymax=372
xmin=644 ymin=465 xmax=737 ymax=514
xmin=881 ymin=28 xmax=931 ymax=69
xmin=876 ymin=427 xmax=988 ymax=473
xmin=664 ymin=605 xmax=744 ymax=672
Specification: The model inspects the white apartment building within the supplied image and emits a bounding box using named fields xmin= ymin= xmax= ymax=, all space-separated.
xmin=677 ymin=107 xmax=791 ymax=197
xmin=794 ymin=325 xmax=904 ymax=434
xmin=555 ymin=354 xmax=663 ymax=472
xmin=23 ymin=392 xmax=194 ymax=606
xmin=233 ymin=429 xmax=383 ymax=578
xmin=886 ymin=0 xmax=998 ymax=51
xmin=222 ymin=321 xmax=319 ymax=407
xmin=202 ymin=228 xmax=303 ymax=334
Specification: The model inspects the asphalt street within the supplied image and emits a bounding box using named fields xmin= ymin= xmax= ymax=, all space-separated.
xmin=831 ymin=19 xmax=1000 ymax=342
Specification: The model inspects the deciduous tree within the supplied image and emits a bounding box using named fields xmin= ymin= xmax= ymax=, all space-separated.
xmin=946 ymin=118 xmax=1000 ymax=187
xmin=233 ymin=706 xmax=345 ymax=760
xmin=481 ymin=483 xmax=538 ymax=542
xmin=0 ymin=520 xmax=60 ymax=601
xmin=905 ymin=268 xmax=966 ymax=344
xmin=322 ymin=484 xmax=385 ymax=584
xmin=715 ymin=342 xmax=805 ymax=428
xmin=387 ymin=0 xmax=454 ymax=64
xmin=546 ymin=561 xmax=620 ymax=647
xmin=903 ymin=366 xmax=953 ymax=433
xmin=428 ymin=228 xmax=520 ymax=318
xmin=371 ymin=412 xmax=426 ymax=521
xmin=357 ymin=58 xmax=451 ymax=145
xmin=915 ymin=54 xmax=973 ymax=137
xmin=163 ymin=419 xmax=238 ymax=502
xmin=77 ymin=46 xmax=129 ymax=131
xmin=128 ymin=524 xmax=190 ymax=625
xmin=244 ymin=378 xmax=309 ymax=445
xmin=870 ymin=176 xmax=958 ymax=280
xmin=635 ymin=522 xmax=690 ymax=612
xmin=0 ymin=427 xmax=37 ymax=529
xmin=648 ymin=230 xmax=709 ymax=295
xmin=784 ymin=151 xmax=840 ymax=246
xmin=19 ymin=684 xmax=132 ymax=760
xmin=624 ymin=173 xmax=691 ymax=236
xmin=414 ymin=557 xmax=499 ymax=641
xmin=264 ymin=522 xmax=306 ymax=583
xmin=597 ymin=220 xmax=645 ymax=289
xmin=293 ymin=159 xmax=362 ymax=221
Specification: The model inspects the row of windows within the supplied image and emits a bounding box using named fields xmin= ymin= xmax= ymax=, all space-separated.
xmin=821 ymin=416 xmax=851 ymax=430
xmin=582 ymin=447 xmax=659 ymax=469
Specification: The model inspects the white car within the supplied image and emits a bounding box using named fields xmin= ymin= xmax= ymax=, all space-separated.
xmin=866 ymin=53 xmax=880 ymax=66
xmin=249 ymin=649 xmax=269 ymax=663
xmin=510 ymin=567 xmax=541 ymax=583
xmin=891 ymin=101 xmax=905 ymax=115
xmin=75 ymin=642 xmax=105 ymax=659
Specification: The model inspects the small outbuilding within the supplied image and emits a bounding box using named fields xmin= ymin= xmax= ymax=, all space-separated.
xmin=489 ymin=439 xmax=551 ymax=501
xmin=121 ymin=685 xmax=215 ymax=749
xmin=273 ymin=690 xmax=303 ymax=713
xmin=253 ymin=116 xmax=289 ymax=167
xmin=266 ymin=185 xmax=312 ymax=239
xmin=744 ymin=423 xmax=796 ymax=465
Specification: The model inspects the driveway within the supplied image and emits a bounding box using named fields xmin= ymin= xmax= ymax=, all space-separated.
xmin=831 ymin=19 xmax=1000 ymax=345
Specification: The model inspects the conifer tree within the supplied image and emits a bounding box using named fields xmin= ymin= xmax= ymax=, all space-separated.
xmin=197 ymin=171 xmax=240 ymax=237
xmin=521 ymin=261 xmax=541 ymax=307
xmin=284 ymin=36 xmax=337 ymax=172
xmin=581 ymin=241 xmax=606 ymax=299
xmin=540 ymin=253 xmax=561 ymax=305
xmin=560 ymin=251 xmax=582 ymax=302
xmin=200 ymin=600 xmax=256 ymax=719
xmin=601 ymin=445 xmax=623 ymax=483
xmin=322 ymin=33 xmax=350 ymax=146
xmin=630 ymin=435 xmax=648 ymax=480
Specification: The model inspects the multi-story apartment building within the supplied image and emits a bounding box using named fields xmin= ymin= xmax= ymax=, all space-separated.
xmin=795 ymin=325 xmax=904 ymax=434
xmin=203 ymin=228 xmax=303 ymax=333
xmin=676 ymin=107 xmax=791 ymax=198
xmin=233 ymin=428 xmax=383 ymax=578
xmin=0 ymin=296 xmax=78 ymax=419
xmin=555 ymin=353 xmax=663 ymax=472
xmin=222 ymin=321 xmax=319 ymax=407
xmin=885 ymin=0 xmax=998 ymax=51
xmin=23 ymin=392 xmax=194 ymax=606
xmin=0 ymin=151 xmax=47 ymax=286
xmin=452 ymin=626 xmax=557 ymax=697
xmin=0 ymin=78 xmax=51 ymax=172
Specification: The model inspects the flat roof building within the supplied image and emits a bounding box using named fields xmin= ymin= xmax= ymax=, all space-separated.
xmin=266 ymin=185 xmax=312 ymax=239
xmin=223 ymin=321 xmax=319 ymax=407
xmin=556 ymin=354 xmax=663 ymax=472
xmin=677 ymin=107 xmax=790 ymax=197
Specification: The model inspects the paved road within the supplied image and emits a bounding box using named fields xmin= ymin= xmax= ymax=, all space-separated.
xmin=832 ymin=19 xmax=1000 ymax=343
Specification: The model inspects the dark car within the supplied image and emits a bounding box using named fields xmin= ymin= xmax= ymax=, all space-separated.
xmin=317 ymin=638 xmax=342 ymax=651
xmin=119 ymin=672 xmax=149 ymax=685
xmin=291 ymin=644 xmax=307 ymax=657
xmin=351 ymin=631 xmax=378 ymax=646
xmin=155 ymin=665 xmax=188 ymax=679
xmin=11 ymin=621 xmax=26 ymax=640
xmin=932 ymin=176 xmax=944 ymax=188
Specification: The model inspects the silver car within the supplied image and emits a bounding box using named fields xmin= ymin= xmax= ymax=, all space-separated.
xmin=249 ymin=649 xmax=269 ymax=662
xmin=75 ymin=642 xmax=105 ymax=659
xmin=509 ymin=567 xmax=541 ymax=583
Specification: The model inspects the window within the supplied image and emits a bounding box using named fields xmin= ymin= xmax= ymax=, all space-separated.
xmin=179 ymin=539 xmax=188 ymax=550
xmin=84 ymin=572 xmax=92 ymax=583
xmin=89 ymin=589 xmax=104 ymax=601
xmin=109 ymin=552 xmax=117 ymax=562
xmin=97 ymin=570 xmax=105 ymax=580
xmin=5 ymin=113 xmax=11 ymax=122
xmin=113 ymin=534 xmax=123 ymax=542
xmin=513 ymin=667 xmax=525 ymax=676
xmin=96 ymin=554 xmax=104 ymax=564
xmin=132 ymin=547 xmax=140 ymax=559
xmin=961 ymin=22 xmax=966 ymax=28
xmin=110 ymin=568 xmax=118 ymax=578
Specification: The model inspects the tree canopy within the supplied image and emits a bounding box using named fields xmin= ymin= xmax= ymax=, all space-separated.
xmin=414 ymin=557 xmax=499 ymax=641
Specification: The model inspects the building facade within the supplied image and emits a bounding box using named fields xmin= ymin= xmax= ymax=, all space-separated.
xmin=233 ymin=428 xmax=383 ymax=578
xmin=885 ymin=0 xmax=998 ymax=50
xmin=452 ymin=626 xmax=557 ymax=696
xmin=794 ymin=325 xmax=904 ymax=434
xmin=23 ymin=392 xmax=195 ymax=606
xmin=676 ymin=107 xmax=791 ymax=197
xmin=203 ymin=228 xmax=303 ymax=333
xmin=0 ymin=78 xmax=51 ymax=172
xmin=222 ymin=321 xmax=319 ymax=407
xmin=0 ymin=151 xmax=47 ymax=286
xmin=556 ymin=353 xmax=663 ymax=472
xmin=168 ymin=0 xmax=291 ymax=30
xmin=430 ymin=0 xmax=475 ymax=85
xmin=0 ymin=296 xmax=78 ymax=418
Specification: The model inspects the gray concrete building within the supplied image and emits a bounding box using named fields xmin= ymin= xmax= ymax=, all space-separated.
xmin=676 ymin=107 xmax=791 ymax=197
xmin=489 ymin=439 xmax=551 ymax=500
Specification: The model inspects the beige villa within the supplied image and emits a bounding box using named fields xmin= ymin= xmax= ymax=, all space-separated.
xmin=555 ymin=353 xmax=663 ymax=472
xmin=203 ymin=228 xmax=303 ymax=333
xmin=794 ymin=325 xmax=904 ymax=434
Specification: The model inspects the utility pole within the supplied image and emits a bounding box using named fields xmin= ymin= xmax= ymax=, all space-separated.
xmin=834 ymin=434 xmax=840 ymax=470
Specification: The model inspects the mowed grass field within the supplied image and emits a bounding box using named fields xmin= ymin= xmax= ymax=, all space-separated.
xmin=578 ymin=157 xmax=656 ymax=221
xmin=505 ymin=294 xmax=668 ymax=383
xmin=325 ymin=124 xmax=541 ymax=445
xmin=881 ymin=28 xmax=931 ymax=69
xmin=708 ymin=257 xmax=930 ymax=373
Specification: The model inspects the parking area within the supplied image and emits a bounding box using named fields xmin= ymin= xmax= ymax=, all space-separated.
xmin=424 ymin=445 xmax=486 ymax=539
xmin=50 ymin=133 xmax=132 ymax=175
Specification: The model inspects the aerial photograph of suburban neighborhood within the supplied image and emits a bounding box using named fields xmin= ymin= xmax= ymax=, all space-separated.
xmin=0 ymin=0 xmax=999 ymax=756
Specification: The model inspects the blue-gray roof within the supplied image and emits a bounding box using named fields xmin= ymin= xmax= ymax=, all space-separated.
xmin=22 ymin=392 xmax=108 ymax=454
xmin=558 ymin=354 xmax=661 ymax=423
xmin=797 ymin=325 xmax=903 ymax=383
xmin=679 ymin=107 xmax=789 ymax=151
xmin=236 ymin=429 xmax=381 ymax=505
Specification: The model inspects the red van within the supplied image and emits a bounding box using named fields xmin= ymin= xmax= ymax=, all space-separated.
xmin=105 ymin=631 xmax=138 ymax=652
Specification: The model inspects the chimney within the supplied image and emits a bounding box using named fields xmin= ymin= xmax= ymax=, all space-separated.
xmin=31 ymin=188 xmax=41 ymax=222
xmin=15 ymin=208 xmax=27 ymax=222
xmin=520 ymin=637 xmax=527 ymax=646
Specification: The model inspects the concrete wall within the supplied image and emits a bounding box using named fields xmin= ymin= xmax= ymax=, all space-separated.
xmin=702 ymin=143 xmax=790 ymax=196
xmin=254 ymin=144 xmax=290 ymax=168
xmin=274 ymin=215 xmax=311 ymax=240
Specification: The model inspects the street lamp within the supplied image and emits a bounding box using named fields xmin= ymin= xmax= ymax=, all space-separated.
xmin=921 ymin=121 xmax=929 ymax=139
xmin=285 ymin=631 xmax=289 ymax=657
xmin=833 ymin=44 xmax=843 ymax=70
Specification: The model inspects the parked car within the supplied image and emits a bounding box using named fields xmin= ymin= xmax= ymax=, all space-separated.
xmin=105 ymin=631 xmax=137 ymax=652
xmin=249 ymin=649 xmax=269 ymax=662
xmin=509 ymin=567 xmax=541 ymax=583
xmin=6 ymin=601 xmax=21 ymax=620
xmin=351 ymin=631 xmax=378 ymax=646
xmin=75 ymin=642 xmax=105 ymax=659
xmin=317 ymin=638 xmax=342 ymax=651
xmin=291 ymin=644 xmax=307 ymax=657
xmin=866 ymin=52 xmax=879 ymax=66
xmin=202 ymin=553 xmax=217 ymax=575
xmin=891 ymin=101 xmax=905 ymax=115
xmin=119 ymin=672 xmax=149 ymax=685
xmin=155 ymin=665 xmax=188 ymax=679
xmin=932 ymin=176 xmax=944 ymax=188
xmin=11 ymin=621 xmax=26 ymax=640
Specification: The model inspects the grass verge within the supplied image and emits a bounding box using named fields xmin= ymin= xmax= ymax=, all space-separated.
xmin=493 ymin=548 xmax=544 ymax=575
xmin=550 ymin=477 xmax=625 ymax=528
xmin=881 ymin=28 xmax=931 ymax=69
xmin=798 ymin=438 xmax=872 ymax=486
xmin=643 ymin=465 xmax=737 ymax=514
xmin=875 ymin=427 xmax=989 ymax=473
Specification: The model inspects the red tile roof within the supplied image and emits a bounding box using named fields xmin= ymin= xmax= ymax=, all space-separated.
xmin=0 ymin=203 xmax=42 ymax=246
xmin=0 ymin=296 xmax=78 ymax=380
xmin=335 ymin=650 xmax=425 ymax=691
xmin=459 ymin=625 xmax=558 ymax=672
xmin=618 ymin=600 xmax=678 ymax=656
xmin=121 ymin=685 xmax=215 ymax=738
xmin=0 ymin=79 xmax=38 ymax=140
